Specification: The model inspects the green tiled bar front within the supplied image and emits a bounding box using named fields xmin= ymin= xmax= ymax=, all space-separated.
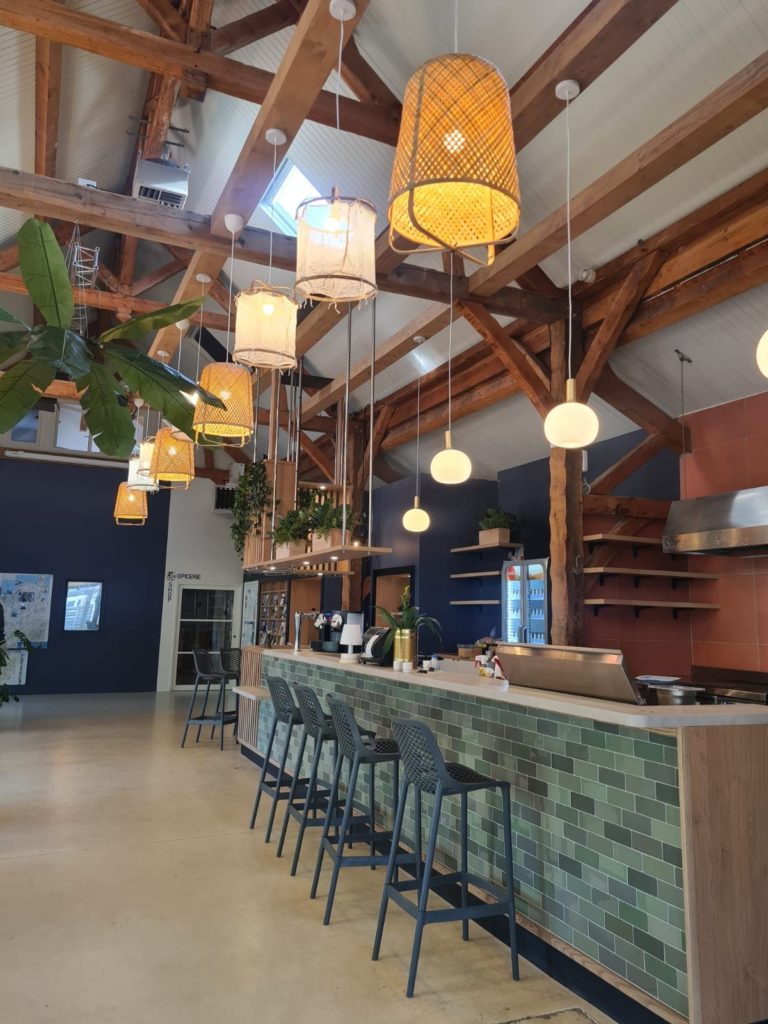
xmin=258 ymin=654 xmax=687 ymax=1018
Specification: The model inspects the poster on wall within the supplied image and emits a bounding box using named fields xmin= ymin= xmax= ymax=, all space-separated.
xmin=0 ymin=573 xmax=54 ymax=648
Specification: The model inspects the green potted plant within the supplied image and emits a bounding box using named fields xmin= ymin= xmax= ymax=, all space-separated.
xmin=310 ymin=502 xmax=357 ymax=553
xmin=375 ymin=585 xmax=441 ymax=666
xmin=0 ymin=218 xmax=220 ymax=455
xmin=231 ymin=460 xmax=273 ymax=562
xmin=478 ymin=507 xmax=518 ymax=547
xmin=271 ymin=508 xmax=311 ymax=559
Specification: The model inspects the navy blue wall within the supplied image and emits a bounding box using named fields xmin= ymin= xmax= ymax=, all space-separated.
xmin=0 ymin=459 xmax=170 ymax=694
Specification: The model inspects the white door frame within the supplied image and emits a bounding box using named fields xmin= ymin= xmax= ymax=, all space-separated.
xmin=164 ymin=579 xmax=242 ymax=691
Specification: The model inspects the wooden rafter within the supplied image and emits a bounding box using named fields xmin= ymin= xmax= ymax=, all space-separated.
xmin=210 ymin=3 xmax=296 ymax=56
xmin=34 ymin=5 xmax=62 ymax=179
xmin=300 ymin=431 xmax=334 ymax=482
xmin=594 ymin=366 xmax=687 ymax=451
xmin=589 ymin=434 xmax=668 ymax=495
xmin=129 ymin=257 xmax=186 ymax=296
xmin=0 ymin=0 xmax=396 ymax=146
xmin=134 ymin=0 xmax=187 ymax=42
xmin=357 ymin=405 xmax=394 ymax=488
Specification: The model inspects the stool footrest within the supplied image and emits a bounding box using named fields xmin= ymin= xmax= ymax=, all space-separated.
xmin=386 ymin=881 xmax=511 ymax=925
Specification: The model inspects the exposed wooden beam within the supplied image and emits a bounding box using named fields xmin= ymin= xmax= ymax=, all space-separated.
xmin=301 ymin=304 xmax=451 ymax=419
xmin=589 ymin=433 xmax=667 ymax=494
xmin=357 ymin=404 xmax=394 ymax=488
xmin=0 ymin=0 xmax=397 ymax=146
xmin=460 ymin=301 xmax=554 ymax=417
xmin=210 ymin=3 xmax=296 ymax=56
xmin=134 ymin=0 xmax=187 ymax=42
xmin=583 ymin=494 xmax=671 ymax=520
xmin=139 ymin=73 xmax=182 ymax=160
xmin=117 ymin=235 xmax=139 ymax=291
xmin=129 ymin=257 xmax=186 ymax=296
xmin=300 ymin=430 xmax=334 ymax=482
xmin=471 ymin=50 xmax=768 ymax=296
xmin=372 ymin=454 xmax=405 ymax=484
xmin=575 ymin=250 xmax=666 ymax=397
xmin=34 ymin=13 xmax=62 ymax=178
xmin=337 ymin=35 xmax=400 ymax=112
xmin=508 ymin=0 xmax=680 ymax=150
xmin=594 ymin=366 xmax=686 ymax=451
xmin=183 ymin=0 xmax=213 ymax=51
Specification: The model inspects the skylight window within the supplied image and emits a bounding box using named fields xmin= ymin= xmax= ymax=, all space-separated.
xmin=260 ymin=162 xmax=320 ymax=236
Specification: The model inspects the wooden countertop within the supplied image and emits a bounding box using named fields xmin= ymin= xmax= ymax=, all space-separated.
xmin=258 ymin=648 xmax=768 ymax=729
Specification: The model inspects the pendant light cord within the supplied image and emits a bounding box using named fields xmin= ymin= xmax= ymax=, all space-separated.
xmin=448 ymin=259 xmax=454 ymax=434
xmin=453 ymin=0 xmax=458 ymax=52
xmin=415 ymin=343 xmax=421 ymax=500
xmin=336 ymin=17 xmax=344 ymax=134
xmin=226 ymin=228 xmax=235 ymax=362
xmin=565 ymin=91 xmax=573 ymax=381
xmin=253 ymin=368 xmax=261 ymax=462
xmin=195 ymin=277 xmax=205 ymax=383
xmin=268 ymin=141 xmax=277 ymax=286
xmin=368 ymin=298 xmax=375 ymax=548
xmin=341 ymin=306 xmax=352 ymax=546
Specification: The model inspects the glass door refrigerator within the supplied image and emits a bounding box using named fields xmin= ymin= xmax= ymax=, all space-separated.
xmin=501 ymin=558 xmax=550 ymax=644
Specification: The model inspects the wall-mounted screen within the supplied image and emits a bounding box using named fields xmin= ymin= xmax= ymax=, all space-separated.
xmin=64 ymin=582 xmax=102 ymax=632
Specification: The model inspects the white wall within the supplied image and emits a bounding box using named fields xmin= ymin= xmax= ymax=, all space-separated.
xmin=155 ymin=478 xmax=243 ymax=692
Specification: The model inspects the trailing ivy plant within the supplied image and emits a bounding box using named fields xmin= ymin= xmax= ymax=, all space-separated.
xmin=231 ymin=460 xmax=273 ymax=555
xmin=0 ymin=218 xmax=222 ymax=457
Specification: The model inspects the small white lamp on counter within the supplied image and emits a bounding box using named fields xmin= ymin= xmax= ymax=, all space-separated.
xmin=339 ymin=623 xmax=363 ymax=663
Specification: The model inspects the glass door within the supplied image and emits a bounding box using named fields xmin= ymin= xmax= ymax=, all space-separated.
xmin=174 ymin=587 xmax=235 ymax=687
xmin=502 ymin=561 xmax=523 ymax=642
xmin=524 ymin=559 xmax=549 ymax=645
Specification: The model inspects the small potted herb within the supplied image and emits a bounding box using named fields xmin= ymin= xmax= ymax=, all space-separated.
xmin=478 ymin=507 xmax=518 ymax=547
xmin=310 ymin=502 xmax=357 ymax=553
xmin=271 ymin=508 xmax=311 ymax=559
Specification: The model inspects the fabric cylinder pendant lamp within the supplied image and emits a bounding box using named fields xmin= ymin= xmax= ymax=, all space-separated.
xmin=127 ymin=448 xmax=158 ymax=492
xmin=388 ymin=52 xmax=519 ymax=265
xmin=114 ymin=482 xmax=148 ymax=526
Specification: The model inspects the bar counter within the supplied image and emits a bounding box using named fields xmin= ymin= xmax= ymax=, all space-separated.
xmin=236 ymin=649 xmax=768 ymax=1024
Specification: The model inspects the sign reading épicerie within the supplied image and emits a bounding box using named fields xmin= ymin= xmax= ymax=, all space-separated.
xmin=166 ymin=571 xmax=202 ymax=602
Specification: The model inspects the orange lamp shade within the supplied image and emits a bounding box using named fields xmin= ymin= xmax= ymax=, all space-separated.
xmin=150 ymin=426 xmax=195 ymax=489
xmin=192 ymin=363 xmax=253 ymax=447
xmin=114 ymin=482 xmax=148 ymax=526
xmin=388 ymin=53 xmax=520 ymax=265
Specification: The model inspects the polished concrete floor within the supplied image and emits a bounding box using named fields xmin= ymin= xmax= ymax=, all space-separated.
xmin=0 ymin=694 xmax=612 ymax=1024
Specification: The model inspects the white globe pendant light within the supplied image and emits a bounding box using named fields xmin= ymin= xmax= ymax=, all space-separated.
xmin=430 ymin=262 xmax=471 ymax=484
xmin=544 ymin=379 xmax=600 ymax=449
xmin=403 ymin=337 xmax=431 ymax=532
xmin=756 ymin=328 xmax=768 ymax=378
xmin=543 ymin=80 xmax=600 ymax=451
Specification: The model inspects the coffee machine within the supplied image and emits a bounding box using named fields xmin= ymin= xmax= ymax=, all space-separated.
xmin=311 ymin=611 xmax=364 ymax=653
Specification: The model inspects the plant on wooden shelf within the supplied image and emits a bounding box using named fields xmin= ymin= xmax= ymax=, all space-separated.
xmin=375 ymin=585 xmax=441 ymax=665
xmin=309 ymin=501 xmax=358 ymax=553
xmin=477 ymin=507 xmax=518 ymax=547
xmin=231 ymin=460 xmax=273 ymax=555
xmin=0 ymin=218 xmax=221 ymax=457
xmin=270 ymin=508 xmax=311 ymax=559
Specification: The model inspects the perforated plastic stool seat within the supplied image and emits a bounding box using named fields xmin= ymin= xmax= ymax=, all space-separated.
xmin=372 ymin=718 xmax=520 ymax=998
xmin=310 ymin=698 xmax=419 ymax=926
xmin=180 ymin=650 xmax=237 ymax=750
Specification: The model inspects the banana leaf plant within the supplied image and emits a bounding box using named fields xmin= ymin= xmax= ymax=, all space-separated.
xmin=0 ymin=218 xmax=224 ymax=457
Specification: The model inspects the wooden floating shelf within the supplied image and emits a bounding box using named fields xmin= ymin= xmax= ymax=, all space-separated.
xmin=245 ymin=544 xmax=392 ymax=573
xmin=583 ymin=533 xmax=665 ymax=558
xmin=585 ymin=598 xmax=719 ymax=620
xmin=449 ymin=599 xmax=501 ymax=606
xmin=585 ymin=566 xmax=719 ymax=589
xmin=450 ymin=570 xmax=502 ymax=579
xmin=450 ymin=542 xmax=524 ymax=554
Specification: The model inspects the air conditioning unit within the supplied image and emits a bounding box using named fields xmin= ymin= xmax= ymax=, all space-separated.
xmin=213 ymin=487 xmax=236 ymax=515
xmin=132 ymin=158 xmax=190 ymax=210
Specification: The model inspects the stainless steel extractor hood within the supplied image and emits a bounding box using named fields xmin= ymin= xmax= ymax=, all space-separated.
xmin=663 ymin=486 xmax=768 ymax=556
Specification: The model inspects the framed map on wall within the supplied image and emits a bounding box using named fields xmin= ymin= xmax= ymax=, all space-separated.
xmin=0 ymin=573 xmax=54 ymax=648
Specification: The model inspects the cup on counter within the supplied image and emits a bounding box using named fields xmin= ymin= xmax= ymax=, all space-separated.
xmin=402 ymin=661 xmax=413 ymax=674
xmin=393 ymin=659 xmax=403 ymax=672
xmin=422 ymin=658 xmax=431 ymax=672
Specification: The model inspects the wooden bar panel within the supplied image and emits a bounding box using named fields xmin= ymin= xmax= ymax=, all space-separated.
xmin=678 ymin=725 xmax=768 ymax=1024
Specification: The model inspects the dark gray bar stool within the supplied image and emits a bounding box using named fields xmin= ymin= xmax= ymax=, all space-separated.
xmin=311 ymin=697 xmax=415 ymax=926
xmin=181 ymin=650 xmax=236 ymax=749
xmin=372 ymin=718 xmax=520 ymax=998
xmin=249 ymin=676 xmax=309 ymax=842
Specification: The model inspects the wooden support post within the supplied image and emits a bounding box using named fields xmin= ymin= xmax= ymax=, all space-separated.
xmin=548 ymin=321 xmax=585 ymax=646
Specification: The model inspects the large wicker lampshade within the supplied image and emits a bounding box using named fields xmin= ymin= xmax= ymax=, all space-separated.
xmin=388 ymin=53 xmax=520 ymax=265
xmin=127 ymin=441 xmax=159 ymax=492
xmin=234 ymin=285 xmax=298 ymax=370
xmin=192 ymin=363 xmax=253 ymax=447
xmin=114 ymin=482 xmax=148 ymax=526
xmin=294 ymin=189 xmax=377 ymax=304
xmin=150 ymin=427 xmax=195 ymax=489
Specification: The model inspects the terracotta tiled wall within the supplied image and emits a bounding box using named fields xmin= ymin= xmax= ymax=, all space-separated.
xmin=682 ymin=391 xmax=768 ymax=673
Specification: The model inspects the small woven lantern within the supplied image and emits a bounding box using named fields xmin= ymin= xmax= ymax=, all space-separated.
xmin=114 ymin=482 xmax=148 ymax=526
xmin=150 ymin=427 xmax=195 ymax=490
xmin=388 ymin=53 xmax=520 ymax=265
xmin=295 ymin=188 xmax=377 ymax=304
xmin=127 ymin=442 xmax=159 ymax=492
xmin=192 ymin=363 xmax=253 ymax=447
xmin=234 ymin=285 xmax=298 ymax=370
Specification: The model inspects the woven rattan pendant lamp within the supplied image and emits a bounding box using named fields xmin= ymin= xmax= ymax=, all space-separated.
xmin=388 ymin=4 xmax=519 ymax=266
xmin=114 ymin=482 xmax=148 ymax=526
xmin=193 ymin=214 xmax=254 ymax=447
xmin=293 ymin=1 xmax=377 ymax=304
xmin=235 ymin=129 xmax=299 ymax=370
xmin=150 ymin=426 xmax=195 ymax=490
